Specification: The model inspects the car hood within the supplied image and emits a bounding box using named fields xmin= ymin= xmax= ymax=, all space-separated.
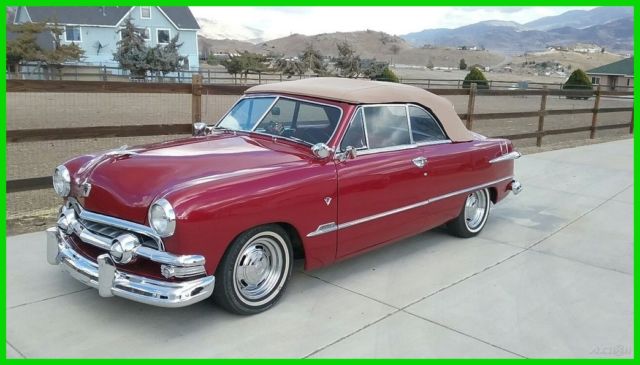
xmin=74 ymin=133 xmax=309 ymax=223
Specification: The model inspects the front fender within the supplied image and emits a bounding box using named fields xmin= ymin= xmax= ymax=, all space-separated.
xmin=163 ymin=160 xmax=338 ymax=274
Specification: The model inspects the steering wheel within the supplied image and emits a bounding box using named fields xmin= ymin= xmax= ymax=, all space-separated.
xmin=265 ymin=121 xmax=284 ymax=136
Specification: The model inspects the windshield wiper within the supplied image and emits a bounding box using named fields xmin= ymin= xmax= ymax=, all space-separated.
xmin=283 ymin=136 xmax=313 ymax=146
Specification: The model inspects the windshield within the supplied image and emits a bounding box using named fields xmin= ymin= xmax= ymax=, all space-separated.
xmin=216 ymin=96 xmax=342 ymax=145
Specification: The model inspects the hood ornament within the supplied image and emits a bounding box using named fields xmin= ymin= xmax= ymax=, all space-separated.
xmin=78 ymin=145 xmax=138 ymax=175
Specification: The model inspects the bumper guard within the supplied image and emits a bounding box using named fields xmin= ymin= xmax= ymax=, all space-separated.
xmin=47 ymin=227 xmax=215 ymax=308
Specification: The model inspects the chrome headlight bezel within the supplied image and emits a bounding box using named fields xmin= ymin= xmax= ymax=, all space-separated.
xmin=53 ymin=165 xmax=71 ymax=197
xmin=148 ymin=198 xmax=176 ymax=237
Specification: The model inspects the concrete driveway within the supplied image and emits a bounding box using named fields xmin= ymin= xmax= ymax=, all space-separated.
xmin=6 ymin=139 xmax=633 ymax=358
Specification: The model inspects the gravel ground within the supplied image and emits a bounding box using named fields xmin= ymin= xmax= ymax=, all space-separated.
xmin=6 ymin=91 xmax=633 ymax=235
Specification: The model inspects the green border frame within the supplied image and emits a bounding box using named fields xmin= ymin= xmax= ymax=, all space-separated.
xmin=1 ymin=3 xmax=636 ymax=361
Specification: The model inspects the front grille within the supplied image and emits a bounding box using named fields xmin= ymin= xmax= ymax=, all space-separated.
xmin=65 ymin=199 xmax=162 ymax=251
xmin=79 ymin=219 xmax=122 ymax=240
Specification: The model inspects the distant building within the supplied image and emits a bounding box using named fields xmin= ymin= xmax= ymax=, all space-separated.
xmin=13 ymin=6 xmax=200 ymax=70
xmin=586 ymin=57 xmax=634 ymax=91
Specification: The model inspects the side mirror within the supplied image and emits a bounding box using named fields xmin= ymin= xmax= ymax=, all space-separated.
xmin=193 ymin=122 xmax=209 ymax=136
xmin=335 ymin=146 xmax=358 ymax=162
xmin=311 ymin=143 xmax=333 ymax=159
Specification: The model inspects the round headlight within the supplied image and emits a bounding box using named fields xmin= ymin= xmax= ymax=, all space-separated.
xmin=53 ymin=165 xmax=71 ymax=197
xmin=148 ymin=198 xmax=176 ymax=237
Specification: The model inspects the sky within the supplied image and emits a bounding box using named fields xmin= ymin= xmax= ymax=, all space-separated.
xmin=190 ymin=6 xmax=596 ymax=41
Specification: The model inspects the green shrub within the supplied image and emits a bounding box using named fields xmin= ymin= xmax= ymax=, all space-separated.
xmin=373 ymin=67 xmax=399 ymax=83
xmin=563 ymin=69 xmax=593 ymax=90
xmin=462 ymin=67 xmax=489 ymax=89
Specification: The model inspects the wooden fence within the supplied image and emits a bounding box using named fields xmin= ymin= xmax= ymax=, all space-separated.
xmin=10 ymin=64 xmax=635 ymax=91
xmin=6 ymin=77 xmax=634 ymax=193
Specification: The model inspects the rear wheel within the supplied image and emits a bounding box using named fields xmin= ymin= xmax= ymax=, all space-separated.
xmin=447 ymin=188 xmax=491 ymax=238
xmin=213 ymin=225 xmax=292 ymax=315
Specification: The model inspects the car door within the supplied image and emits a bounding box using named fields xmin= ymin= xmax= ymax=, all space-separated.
xmin=336 ymin=105 xmax=431 ymax=258
xmin=408 ymin=105 xmax=474 ymax=226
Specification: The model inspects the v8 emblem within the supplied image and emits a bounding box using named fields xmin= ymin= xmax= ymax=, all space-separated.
xmin=324 ymin=197 xmax=332 ymax=206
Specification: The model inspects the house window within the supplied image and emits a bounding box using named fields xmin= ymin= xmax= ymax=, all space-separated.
xmin=118 ymin=27 xmax=150 ymax=41
xmin=157 ymin=29 xmax=170 ymax=44
xmin=591 ymin=77 xmax=600 ymax=85
xmin=65 ymin=26 xmax=81 ymax=42
xmin=141 ymin=28 xmax=150 ymax=41
xmin=140 ymin=7 xmax=151 ymax=19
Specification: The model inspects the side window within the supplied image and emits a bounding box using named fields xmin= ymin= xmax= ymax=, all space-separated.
xmin=340 ymin=109 xmax=366 ymax=151
xmin=408 ymin=106 xmax=447 ymax=143
xmin=363 ymin=106 xmax=410 ymax=149
xmin=297 ymin=103 xmax=332 ymax=128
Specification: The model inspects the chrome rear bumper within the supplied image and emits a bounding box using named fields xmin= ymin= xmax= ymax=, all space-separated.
xmin=46 ymin=227 xmax=215 ymax=308
xmin=509 ymin=179 xmax=523 ymax=195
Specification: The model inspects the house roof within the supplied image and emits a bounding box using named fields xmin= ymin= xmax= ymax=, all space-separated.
xmin=246 ymin=77 xmax=473 ymax=142
xmin=20 ymin=7 xmax=199 ymax=29
xmin=587 ymin=57 xmax=634 ymax=77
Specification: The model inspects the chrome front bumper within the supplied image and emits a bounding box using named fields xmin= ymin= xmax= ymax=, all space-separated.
xmin=47 ymin=227 xmax=215 ymax=308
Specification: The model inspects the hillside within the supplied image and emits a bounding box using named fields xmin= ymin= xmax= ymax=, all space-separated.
xmin=261 ymin=30 xmax=411 ymax=58
xmin=198 ymin=30 xmax=505 ymax=69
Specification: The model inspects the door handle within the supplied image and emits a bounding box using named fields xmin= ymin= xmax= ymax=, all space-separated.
xmin=412 ymin=156 xmax=427 ymax=168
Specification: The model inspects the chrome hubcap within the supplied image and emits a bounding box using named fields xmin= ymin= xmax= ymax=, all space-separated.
xmin=233 ymin=233 xmax=285 ymax=303
xmin=464 ymin=190 xmax=488 ymax=231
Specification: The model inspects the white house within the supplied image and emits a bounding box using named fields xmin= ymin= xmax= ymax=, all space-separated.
xmin=13 ymin=6 xmax=200 ymax=70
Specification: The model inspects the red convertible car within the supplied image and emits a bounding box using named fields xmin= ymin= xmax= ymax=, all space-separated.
xmin=47 ymin=78 xmax=522 ymax=314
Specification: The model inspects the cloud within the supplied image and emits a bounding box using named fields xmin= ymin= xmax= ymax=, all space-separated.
xmin=191 ymin=6 xmax=596 ymax=41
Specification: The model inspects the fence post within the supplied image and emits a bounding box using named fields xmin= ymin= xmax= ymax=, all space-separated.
xmin=466 ymin=83 xmax=477 ymax=129
xmin=590 ymin=85 xmax=601 ymax=139
xmin=536 ymin=87 xmax=548 ymax=147
xmin=192 ymin=74 xmax=203 ymax=124
xmin=629 ymin=109 xmax=634 ymax=134
xmin=207 ymin=69 xmax=211 ymax=84
xmin=427 ymin=79 xmax=431 ymax=88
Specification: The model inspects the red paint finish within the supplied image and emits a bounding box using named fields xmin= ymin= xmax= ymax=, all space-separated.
xmin=60 ymin=94 xmax=518 ymax=278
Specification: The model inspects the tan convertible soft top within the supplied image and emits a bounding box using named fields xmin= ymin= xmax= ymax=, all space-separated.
xmin=246 ymin=77 xmax=473 ymax=142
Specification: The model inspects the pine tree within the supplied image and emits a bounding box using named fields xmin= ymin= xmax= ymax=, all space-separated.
xmin=113 ymin=18 xmax=149 ymax=78
xmin=43 ymin=22 xmax=84 ymax=79
xmin=459 ymin=58 xmax=467 ymax=70
xmin=335 ymin=41 xmax=361 ymax=78
xmin=7 ymin=21 xmax=84 ymax=78
xmin=300 ymin=44 xmax=326 ymax=75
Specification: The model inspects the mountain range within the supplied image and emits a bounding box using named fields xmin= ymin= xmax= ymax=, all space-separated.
xmin=402 ymin=7 xmax=633 ymax=53
xmin=197 ymin=7 xmax=633 ymax=55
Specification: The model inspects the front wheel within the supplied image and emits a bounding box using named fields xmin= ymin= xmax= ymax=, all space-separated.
xmin=213 ymin=225 xmax=293 ymax=315
xmin=447 ymin=188 xmax=491 ymax=238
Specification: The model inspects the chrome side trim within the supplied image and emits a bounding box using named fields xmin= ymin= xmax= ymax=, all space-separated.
xmin=306 ymin=222 xmax=338 ymax=237
xmin=306 ymin=176 xmax=514 ymax=237
xmin=489 ymin=151 xmax=522 ymax=164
